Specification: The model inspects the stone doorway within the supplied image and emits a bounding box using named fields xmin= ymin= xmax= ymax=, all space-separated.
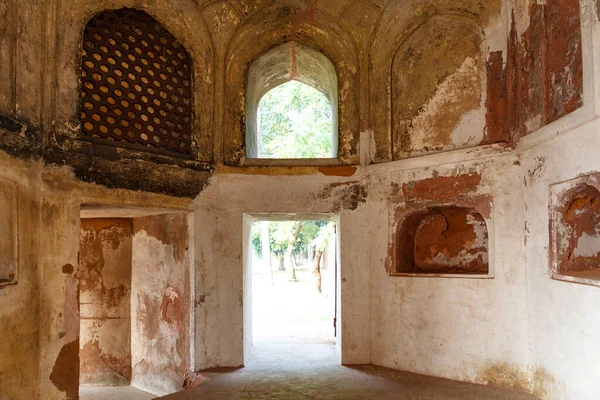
xmin=242 ymin=214 xmax=341 ymax=365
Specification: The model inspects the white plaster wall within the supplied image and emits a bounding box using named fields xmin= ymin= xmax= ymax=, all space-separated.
xmin=131 ymin=215 xmax=191 ymax=396
xmin=522 ymin=119 xmax=600 ymax=400
xmin=192 ymin=173 xmax=371 ymax=370
xmin=367 ymin=153 xmax=532 ymax=386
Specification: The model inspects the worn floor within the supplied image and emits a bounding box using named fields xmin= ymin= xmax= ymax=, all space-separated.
xmin=157 ymin=338 xmax=541 ymax=400
xmin=80 ymin=385 xmax=153 ymax=400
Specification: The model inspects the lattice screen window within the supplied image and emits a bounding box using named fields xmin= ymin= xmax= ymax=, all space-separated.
xmin=80 ymin=9 xmax=193 ymax=156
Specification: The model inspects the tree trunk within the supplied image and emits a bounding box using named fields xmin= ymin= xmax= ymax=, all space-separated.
xmin=313 ymin=248 xmax=323 ymax=293
xmin=260 ymin=221 xmax=273 ymax=286
xmin=278 ymin=254 xmax=285 ymax=271
xmin=286 ymin=221 xmax=303 ymax=282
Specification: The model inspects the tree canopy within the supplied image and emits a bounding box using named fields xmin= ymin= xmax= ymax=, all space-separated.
xmin=252 ymin=220 xmax=329 ymax=259
xmin=258 ymin=80 xmax=333 ymax=158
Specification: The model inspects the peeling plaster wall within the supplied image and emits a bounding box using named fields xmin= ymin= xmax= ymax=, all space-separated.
xmin=0 ymin=1 xmax=598 ymax=399
xmin=391 ymin=16 xmax=487 ymax=158
xmin=131 ymin=214 xmax=192 ymax=396
xmin=0 ymin=153 xmax=41 ymax=400
xmin=522 ymin=120 xmax=600 ymax=400
xmin=79 ymin=219 xmax=133 ymax=387
xmin=193 ymin=172 xmax=370 ymax=369
xmin=519 ymin=0 xmax=584 ymax=135
xmin=368 ymin=154 xmax=534 ymax=394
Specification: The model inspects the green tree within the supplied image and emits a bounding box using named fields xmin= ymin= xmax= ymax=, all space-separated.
xmin=258 ymin=80 xmax=332 ymax=158
xmin=251 ymin=220 xmax=330 ymax=281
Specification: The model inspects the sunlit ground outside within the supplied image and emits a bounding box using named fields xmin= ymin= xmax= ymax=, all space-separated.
xmin=251 ymin=220 xmax=336 ymax=344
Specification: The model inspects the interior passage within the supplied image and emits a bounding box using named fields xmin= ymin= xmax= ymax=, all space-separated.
xmin=157 ymin=339 xmax=541 ymax=400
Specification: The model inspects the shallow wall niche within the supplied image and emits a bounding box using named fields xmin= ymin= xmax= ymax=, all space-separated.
xmin=391 ymin=15 xmax=487 ymax=159
xmin=392 ymin=207 xmax=489 ymax=276
xmin=551 ymin=174 xmax=600 ymax=285
xmin=245 ymin=42 xmax=338 ymax=160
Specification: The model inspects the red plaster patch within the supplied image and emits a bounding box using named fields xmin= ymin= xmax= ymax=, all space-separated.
xmin=49 ymin=339 xmax=80 ymax=400
xmin=393 ymin=207 xmax=489 ymax=275
xmin=520 ymin=0 xmax=583 ymax=136
xmin=484 ymin=51 xmax=509 ymax=145
xmin=402 ymin=173 xmax=482 ymax=203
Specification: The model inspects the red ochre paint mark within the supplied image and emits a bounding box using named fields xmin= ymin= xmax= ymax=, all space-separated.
xmin=160 ymin=286 xmax=184 ymax=330
xmin=291 ymin=41 xmax=298 ymax=80
xmin=289 ymin=0 xmax=318 ymax=80
xmin=50 ymin=339 xmax=79 ymax=400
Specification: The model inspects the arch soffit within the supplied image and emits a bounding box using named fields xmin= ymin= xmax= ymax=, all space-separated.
xmin=68 ymin=1 xmax=214 ymax=62
xmin=371 ymin=0 xmax=504 ymax=64
xmin=223 ymin=2 xmax=359 ymax=77
xmin=247 ymin=42 xmax=338 ymax=105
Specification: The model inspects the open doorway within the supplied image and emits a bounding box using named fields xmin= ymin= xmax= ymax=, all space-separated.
xmin=243 ymin=214 xmax=341 ymax=364
xmin=77 ymin=205 xmax=194 ymax=400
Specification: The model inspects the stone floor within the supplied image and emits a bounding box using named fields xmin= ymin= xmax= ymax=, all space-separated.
xmin=157 ymin=338 xmax=541 ymax=400
xmin=80 ymin=385 xmax=153 ymax=400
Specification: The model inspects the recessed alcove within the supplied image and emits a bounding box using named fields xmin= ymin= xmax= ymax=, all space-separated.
xmin=392 ymin=206 xmax=489 ymax=276
xmin=551 ymin=175 xmax=600 ymax=285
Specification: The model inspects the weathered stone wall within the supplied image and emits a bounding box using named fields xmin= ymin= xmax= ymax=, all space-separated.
xmin=0 ymin=153 xmax=42 ymax=400
xmin=79 ymin=219 xmax=133 ymax=387
xmin=36 ymin=169 xmax=190 ymax=399
xmin=0 ymin=0 xmax=597 ymax=399
xmin=0 ymin=0 xmax=586 ymax=181
xmin=522 ymin=123 xmax=600 ymax=400
xmin=368 ymin=151 xmax=535 ymax=394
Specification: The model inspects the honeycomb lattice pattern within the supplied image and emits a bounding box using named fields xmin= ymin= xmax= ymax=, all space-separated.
xmin=80 ymin=9 xmax=193 ymax=155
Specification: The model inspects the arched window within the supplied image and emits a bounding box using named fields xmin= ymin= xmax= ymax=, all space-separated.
xmin=80 ymin=8 xmax=193 ymax=156
xmin=246 ymin=42 xmax=338 ymax=160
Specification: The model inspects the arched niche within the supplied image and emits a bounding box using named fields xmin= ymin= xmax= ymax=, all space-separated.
xmin=393 ymin=206 xmax=489 ymax=275
xmin=369 ymin=0 xmax=504 ymax=162
xmin=555 ymin=184 xmax=600 ymax=278
xmin=245 ymin=42 xmax=338 ymax=159
xmin=391 ymin=15 xmax=485 ymax=159
xmin=223 ymin=2 xmax=359 ymax=165
xmin=53 ymin=0 xmax=214 ymax=162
